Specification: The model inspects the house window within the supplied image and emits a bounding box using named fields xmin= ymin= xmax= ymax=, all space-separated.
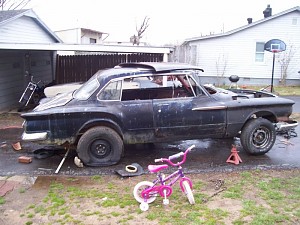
xmin=90 ymin=38 xmax=97 ymax=44
xmin=255 ymin=42 xmax=265 ymax=62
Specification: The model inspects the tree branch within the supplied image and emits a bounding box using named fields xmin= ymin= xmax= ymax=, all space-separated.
xmin=136 ymin=16 xmax=150 ymax=38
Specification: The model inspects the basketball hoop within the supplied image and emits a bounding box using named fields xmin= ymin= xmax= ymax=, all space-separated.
xmin=264 ymin=39 xmax=286 ymax=93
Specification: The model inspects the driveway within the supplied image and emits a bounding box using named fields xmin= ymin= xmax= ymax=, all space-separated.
xmin=0 ymin=96 xmax=299 ymax=176
xmin=0 ymin=119 xmax=299 ymax=177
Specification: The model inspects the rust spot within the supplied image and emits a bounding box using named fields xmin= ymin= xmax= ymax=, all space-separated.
xmin=277 ymin=116 xmax=290 ymax=122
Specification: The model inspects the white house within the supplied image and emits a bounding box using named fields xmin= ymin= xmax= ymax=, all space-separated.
xmin=55 ymin=28 xmax=109 ymax=44
xmin=178 ymin=5 xmax=300 ymax=86
xmin=0 ymin=9 xmax=61 ymax=111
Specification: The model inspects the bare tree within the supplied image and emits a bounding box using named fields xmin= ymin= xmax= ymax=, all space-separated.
xmin=278 ymin=44 xmax=296 ymax=86
xmin=0 ymin=0 xmax=31 ymax=10
xmin=215 ymin=53 xmax=228 ymax=86
xmin=130 ymin=16 xmax=150 ymax=45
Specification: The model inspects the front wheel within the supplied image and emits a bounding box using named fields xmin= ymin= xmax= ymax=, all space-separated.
xmin=240 ymin=118 xmax=276 ymax=155
xmin=76 ymin=126 xmax=123 ymax=166
xmin=182 ymin=180 xmax=195 ymax=204
xmin=133 ymin=181 xmax=156 ymax=204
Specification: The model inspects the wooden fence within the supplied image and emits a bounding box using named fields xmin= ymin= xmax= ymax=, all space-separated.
xmin=55 ymin=53 xmax=164 ymax=84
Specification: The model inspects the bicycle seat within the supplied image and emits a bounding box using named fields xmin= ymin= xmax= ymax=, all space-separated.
xmin=148 ymin=164 xmax=168 ymax=173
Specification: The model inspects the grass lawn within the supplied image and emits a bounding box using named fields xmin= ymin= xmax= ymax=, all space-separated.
xmin=1 ymin=170 xmax=299 ymax=225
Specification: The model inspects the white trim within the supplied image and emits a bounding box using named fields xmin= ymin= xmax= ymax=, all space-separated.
xmin=0 ymin=43 xmax=172 ymax=54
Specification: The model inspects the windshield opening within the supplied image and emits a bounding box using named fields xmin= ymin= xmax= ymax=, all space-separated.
xmin=73 ymin=74 xmax=100 ymax=100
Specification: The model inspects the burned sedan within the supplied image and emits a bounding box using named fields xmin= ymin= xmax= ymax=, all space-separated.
xmin=21 ymin=62 xmax=298 ymax=166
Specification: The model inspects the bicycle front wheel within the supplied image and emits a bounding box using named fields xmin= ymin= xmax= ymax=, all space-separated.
xmin=182 ymin=180 xmax=195 ymax=204
xmin=133 ymin=181 xmax=156 ymax=204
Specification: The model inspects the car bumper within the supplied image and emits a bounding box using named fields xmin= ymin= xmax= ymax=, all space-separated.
xmin=275 ymin=121 xmax=298 ymax=132
xmin=22 ymin=132 xmax=47 ymax=141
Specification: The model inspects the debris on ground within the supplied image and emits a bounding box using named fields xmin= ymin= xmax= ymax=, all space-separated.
xmin=11 ymin=142 xmax=22 ymax=151
xmin=116 ymin=163 xmax=144 ymax=177
xmin=277 ymin=128 xmax=297 ymax=139
xmin=18 ymin=156 xmax=32 ymax=164
xmin=74 ymin=156 xmax=84 ymax=168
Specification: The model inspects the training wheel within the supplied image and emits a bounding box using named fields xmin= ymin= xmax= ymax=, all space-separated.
xmin=163 ymin=199 xmax=169 ymax=205
xmin=140 ymin=202 xmax=149 ymax=211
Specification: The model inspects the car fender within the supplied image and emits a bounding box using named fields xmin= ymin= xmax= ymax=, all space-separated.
xmin=76 ymin=118 xmax=123 ymax=143
xmin=226 ymin=109 xmax=277 ymax=137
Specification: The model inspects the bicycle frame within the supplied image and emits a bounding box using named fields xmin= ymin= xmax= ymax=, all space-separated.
xmin=134 ymin=145 xmax=195 ymax=210
xmin=141 ymin=166 xmax=193 ymax=200
xmin=19 ymin=81 xmax=37 ymax=106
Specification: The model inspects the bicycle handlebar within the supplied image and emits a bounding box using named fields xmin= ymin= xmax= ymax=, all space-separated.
xmin=154 ymin=144 xmax=195 ymax=166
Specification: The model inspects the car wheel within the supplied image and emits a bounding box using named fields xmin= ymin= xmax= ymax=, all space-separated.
xmin=77 ymin=126 xmax=123 ymax=166
xmin=240 ymin=118 xmax=276 ymax=155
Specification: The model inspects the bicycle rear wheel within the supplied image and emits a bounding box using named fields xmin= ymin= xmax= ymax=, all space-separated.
xmin=182 ymin=180 xmax=195 ymax=204
xmin=133 ymin=181 xmax=156 ymax=204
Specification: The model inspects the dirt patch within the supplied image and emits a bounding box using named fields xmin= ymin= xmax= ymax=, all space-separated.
xmin=0 ymin=113 xmax=23 ymax=129
xmin=0 ymin=113 xmax=24 ymax=149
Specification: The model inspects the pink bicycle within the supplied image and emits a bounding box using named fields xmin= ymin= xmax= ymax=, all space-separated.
xmin=133 ymin=145 xmax=195 ymax=211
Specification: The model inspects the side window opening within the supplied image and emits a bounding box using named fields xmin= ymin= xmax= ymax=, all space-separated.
xmin=121 ymin=74 xmax=202 ymax=101
xmin=98 ymin=80 xmax=122 ymax=100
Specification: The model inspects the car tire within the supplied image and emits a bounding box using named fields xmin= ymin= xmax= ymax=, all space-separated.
xmin=77 ymin=126 xmax=123 ymax=166
xmin=240 ymin=118 xmax=276 ymax=155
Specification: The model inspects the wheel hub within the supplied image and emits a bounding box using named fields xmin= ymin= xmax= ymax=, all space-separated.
xmin=91 ymin=140 xmax=111 ymax=158
xmin=253 ymin=128 xmax=269 ymax=147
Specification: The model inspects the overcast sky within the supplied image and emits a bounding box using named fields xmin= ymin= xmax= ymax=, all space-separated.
xmin=28 ymin=0 xmax=300 ymax=45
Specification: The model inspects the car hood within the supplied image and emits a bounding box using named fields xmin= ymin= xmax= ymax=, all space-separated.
xmin=33 ymin=91 xmax=73 ymax=111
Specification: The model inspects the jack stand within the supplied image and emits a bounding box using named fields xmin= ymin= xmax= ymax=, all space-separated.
xmin=226 ymin=145 xmax=242 ymax=165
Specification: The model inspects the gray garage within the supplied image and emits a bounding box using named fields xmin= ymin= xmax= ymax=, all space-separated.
xmin=0 ymin=9 xmax=61 ymax=111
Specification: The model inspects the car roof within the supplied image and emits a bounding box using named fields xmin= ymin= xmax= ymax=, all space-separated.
xmin=96 ymin=62 xmax=204 ymax=86
xmin=117 ymin=62 xmax=204 ymax=73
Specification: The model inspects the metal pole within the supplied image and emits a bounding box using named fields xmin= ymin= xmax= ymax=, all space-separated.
xmin=55 ymin=148 xmax=70 ymax=174
xmin=271 ymin=52 xmax=275 ymax=93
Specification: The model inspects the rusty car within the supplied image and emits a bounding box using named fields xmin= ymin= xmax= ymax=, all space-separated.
xmin=21 ymin=62 xmax=298 ymax=166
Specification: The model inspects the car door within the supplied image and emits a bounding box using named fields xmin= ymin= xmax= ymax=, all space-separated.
xmin=120 ymin=99 xmax=154 ymax=143
xmin=153 ymin=94 xmax=227 ymax=141
xmin=98 ymin=78 xmax=155 ymax=144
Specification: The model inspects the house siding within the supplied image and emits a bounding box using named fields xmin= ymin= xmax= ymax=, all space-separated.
xmin=185 ymin=10 xmax=300 ymax=86
xmin=0 ymin=50 xmax=24 ymax=110
xmin=55 ymin=29 xmax=80 ymax=44
xmin=0 ymin=16 xmax=56 ymax=43
xmin=55 ymin=28 xmax=104 ymax=44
